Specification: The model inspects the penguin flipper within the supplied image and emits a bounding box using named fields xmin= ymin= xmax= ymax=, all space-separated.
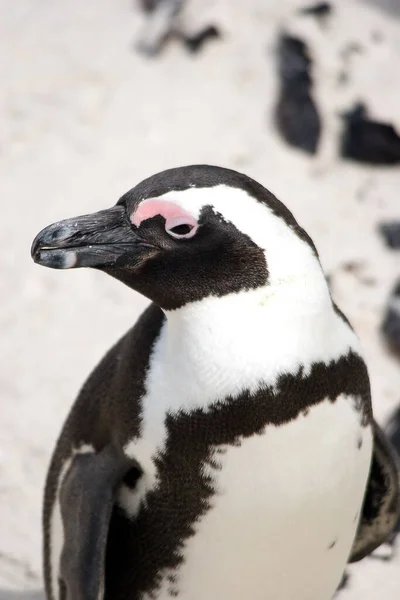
xmin=349 ymin=420 xmax=400 ymax=562
xmin=58 ymin=444 xmax=132 ymax=600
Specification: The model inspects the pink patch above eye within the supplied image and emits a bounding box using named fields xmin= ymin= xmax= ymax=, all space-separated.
xmin=131 ymin=199 xmax=198 ymax=238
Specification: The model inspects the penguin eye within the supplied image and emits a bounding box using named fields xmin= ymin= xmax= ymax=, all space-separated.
xmin=165 ymin=217 xmax=198 ymax=239
xmin=169 ymin=224 xmax=192 ymax=235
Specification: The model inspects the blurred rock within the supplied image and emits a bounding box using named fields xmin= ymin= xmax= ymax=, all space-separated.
xmin=274 ymin=33 xmax=321 ymax=154
xmin=379 ymin=222 xmax=400 ymax=249
xmin=135 ymin=0 xmax=220 ymax=56
xmin=183 ymin=25 xmax=221 ymax=54
xmin=340 ymin=103 xmax=400 ymax=165
xmin=135 ymin=0 xmax=184 ymax=56
xmin=299 ymin=2 xmax=333 ymax=24
xmin=381 ymin=280 xmax=400 ymax=357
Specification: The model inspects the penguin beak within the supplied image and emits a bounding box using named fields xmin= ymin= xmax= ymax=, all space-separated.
xmin=31 ymin=206 xmax=144 ymax=270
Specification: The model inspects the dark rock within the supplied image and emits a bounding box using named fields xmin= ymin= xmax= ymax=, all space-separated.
xmin=136 ymin=0 xmax=221 ymax=57
xmin=381 ymin=280 xmax=400 ymax=357
xmin=134 ymin=0 xmax=184 ymax=56
xmin=138 ymin=0 xmax=160 ymax=12
xmin=135 ymin=0 xmax=220 ymax=56
xmin=299 ymin=2 xmax=333 ymax=22
xmin=340 ymin=103 xmax=400 ymax=165
xmin=183 ymin=25 xmax=221 ymax=54
xmin=379 ymin=222 xmax=400 ymax=249
xmin=274 ymin=34 xmax=321 ymax=154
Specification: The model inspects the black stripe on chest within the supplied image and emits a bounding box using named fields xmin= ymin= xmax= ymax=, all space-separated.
xmin=105 ymin=350 xmax=371 ymax=600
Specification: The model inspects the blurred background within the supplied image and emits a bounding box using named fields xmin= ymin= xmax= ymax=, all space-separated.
xmin=1 ymin=0 xmax=399 ymax=597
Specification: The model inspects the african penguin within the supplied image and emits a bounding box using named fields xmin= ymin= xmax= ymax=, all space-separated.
xmin=31 ymin=165 xmax=400 ymax=600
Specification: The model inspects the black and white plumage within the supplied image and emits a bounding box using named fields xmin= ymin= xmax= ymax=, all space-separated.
xmin=31 ymin=165 xmax=400 ymax=600
xmin=383 ymin=405 xmax=400 ymax=551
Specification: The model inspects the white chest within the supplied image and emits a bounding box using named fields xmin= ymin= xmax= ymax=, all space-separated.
xmin=144 ymin=396 xmax=372 ymax=600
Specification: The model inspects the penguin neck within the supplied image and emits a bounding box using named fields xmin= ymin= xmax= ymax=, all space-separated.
xmin=164 ymin=272 xmax=334 ymax=351
xmin=157 ymin=274 xmax=354 ymax=401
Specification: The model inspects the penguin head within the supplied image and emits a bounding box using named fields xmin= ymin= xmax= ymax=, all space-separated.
xmin=32 ymin=165 xmax=323 ymax=311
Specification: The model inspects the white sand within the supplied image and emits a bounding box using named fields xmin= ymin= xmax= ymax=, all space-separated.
xmin=1 ymin=0 xmax=400 ymax=597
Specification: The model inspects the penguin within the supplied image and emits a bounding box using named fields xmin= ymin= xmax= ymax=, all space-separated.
xmin=31 ymin=165 xmax=400 ymax=600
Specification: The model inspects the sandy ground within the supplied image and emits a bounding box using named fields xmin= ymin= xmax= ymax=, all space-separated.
xmin=1 ymin=0 xmax=400 ymax=597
